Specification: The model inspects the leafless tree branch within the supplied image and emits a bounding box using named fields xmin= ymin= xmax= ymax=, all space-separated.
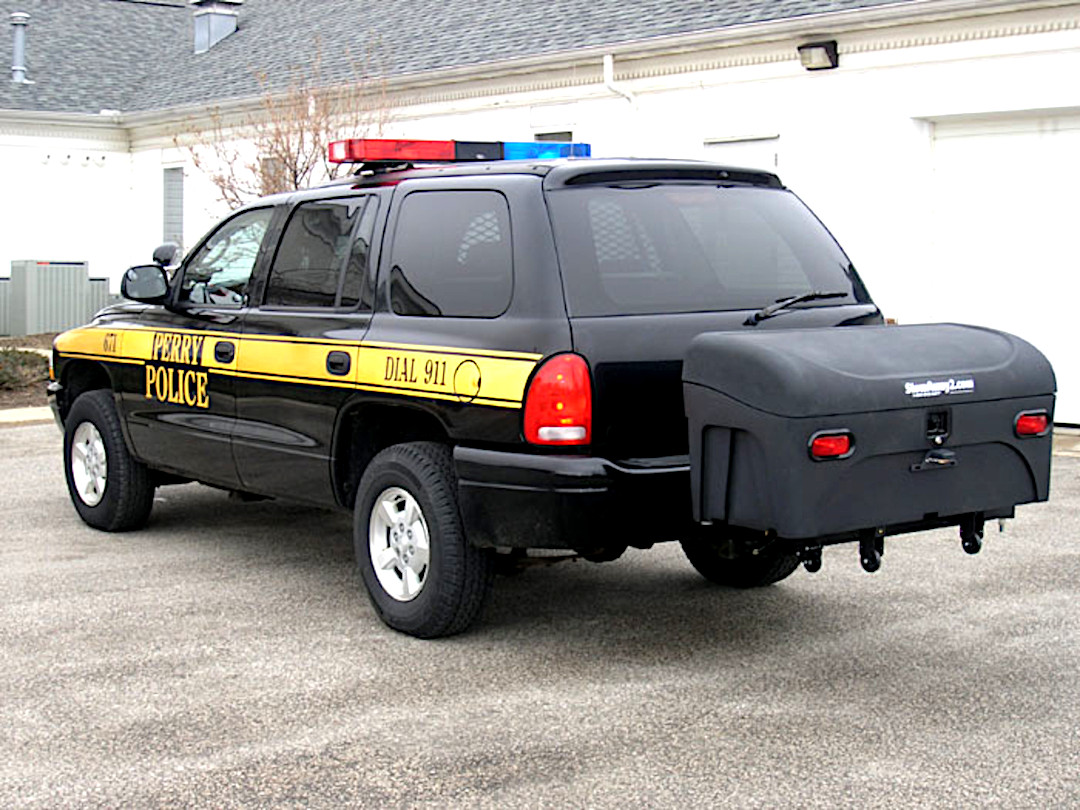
xmin=176 ymin=41 xmax=390 ymax=210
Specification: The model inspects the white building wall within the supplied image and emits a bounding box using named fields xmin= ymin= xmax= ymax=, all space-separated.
xmin=0 ymin=123 xmax=234 ymax=295
xmin=0 ymin=121 xmax=132 ymax=287
xmin=129 ymin=145 xmax=223 ymax=263
xmin=4 ymin=3 xmax=1078 ymax=415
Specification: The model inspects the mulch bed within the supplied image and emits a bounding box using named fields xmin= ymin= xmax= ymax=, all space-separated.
xmin=0 ymin=333 xmax=57 ymax=351
xmin=0 ymin=337 xmax=55 ymax=409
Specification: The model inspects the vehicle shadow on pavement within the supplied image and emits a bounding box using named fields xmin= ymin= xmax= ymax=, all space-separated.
xmin=138 ymin=483 xmax=869 ymax=657
xmin=484 ymin=554 xmax=843 ymax=650
xmin=144 ymin=484 xmax=354 ymax=547
xmin=131 ymin=480 xmax=1020 ymax=665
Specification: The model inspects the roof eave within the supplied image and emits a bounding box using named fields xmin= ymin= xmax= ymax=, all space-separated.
xmin=366 ymin=0 xmax=1080 ymax=89
xmin=0 ymin=108 xmax=126 ymax=129
xmin=20 ymin=0 xmax=1074 ymax=130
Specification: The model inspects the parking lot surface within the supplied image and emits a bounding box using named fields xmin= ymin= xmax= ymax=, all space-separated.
xmin=2 ymin=422 xmax=1079 ymax=808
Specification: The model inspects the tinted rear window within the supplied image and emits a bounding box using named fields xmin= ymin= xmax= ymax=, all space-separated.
xmin=546 ymin=185 xmax=861 ymax=317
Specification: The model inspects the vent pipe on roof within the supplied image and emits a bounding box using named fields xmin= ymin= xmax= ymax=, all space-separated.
xmin=11 ymin=11 xmax=30 ymax=84
xmin=191 ymin=0 xmax=243 ymax=54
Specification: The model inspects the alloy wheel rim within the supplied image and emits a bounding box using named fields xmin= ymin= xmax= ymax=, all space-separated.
xmin=71 ymin=421 xmax=108 ymax=507
xmin=369 ymin=486 xmax=431 ymax=602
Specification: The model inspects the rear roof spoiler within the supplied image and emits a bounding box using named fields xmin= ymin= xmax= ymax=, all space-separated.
xmin=545 ymin=161 xmax=783 ymax=189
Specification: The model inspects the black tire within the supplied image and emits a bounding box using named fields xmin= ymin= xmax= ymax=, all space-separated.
xmin=63 ymin=389 xmax=155 ymax=532
xmin=354 ymin=442 xmax=494 ymax=638
xmin=680 ymin=538 xmax=800 ymax=588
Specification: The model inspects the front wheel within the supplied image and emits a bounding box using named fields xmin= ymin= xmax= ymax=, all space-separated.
xmin=354 ymin=442 xmax=494 ymax=638
xmin=63 ymin=389 xmax=155 ymax=531
xmin=680 ymin=537 xmax=800 ymax=588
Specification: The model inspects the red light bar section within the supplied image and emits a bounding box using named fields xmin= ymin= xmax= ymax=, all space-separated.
xmin=328 ymin=139 xmax=456 ymax=163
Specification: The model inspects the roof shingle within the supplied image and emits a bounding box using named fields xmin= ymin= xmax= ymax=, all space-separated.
xmin=1 ymin=0 xmax=916 ymax=115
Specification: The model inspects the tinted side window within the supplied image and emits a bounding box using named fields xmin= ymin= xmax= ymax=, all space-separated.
xmin=389 ymin=191 xmax=512 ymax=318
xmin=265 ymin=198 xmax=373 ymax=309
xmin=340 ymin=197 xmax=379 ymax=310
xmin=181 ymin=207 xmax=274 ymax=308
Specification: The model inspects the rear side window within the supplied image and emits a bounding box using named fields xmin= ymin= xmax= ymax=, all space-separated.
xmin=264 ymin=197 xmax=377 ymax=309
xmin=547 ymin=185 xmax=860 ymax=317
xmin=388 ymin=190 xmax=512 ymax=318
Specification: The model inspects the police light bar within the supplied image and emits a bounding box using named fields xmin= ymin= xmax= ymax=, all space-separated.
xmin=328 ymin=138 xmax=591 ymax=164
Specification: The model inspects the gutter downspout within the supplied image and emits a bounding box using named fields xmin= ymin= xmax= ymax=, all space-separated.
xmin=11 ymin=11 xmax=29 ymax=83
xmin=603 ymin=54 xmax=635 ymax=106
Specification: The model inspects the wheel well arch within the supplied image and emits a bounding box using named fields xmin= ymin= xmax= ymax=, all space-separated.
xmin=333 ymin=400 xmax=451 ymax=509
xmin=58 ymin=360 xmax=113 ymax=421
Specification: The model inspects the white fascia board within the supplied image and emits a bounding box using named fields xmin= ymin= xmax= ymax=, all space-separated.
xmin=0 ymin=109 xmax=129 ymax=149
xmin=0 ymin=109 xmax=126 ymax=131
xmin=918 ymin=105 xmax=1080 ymax=124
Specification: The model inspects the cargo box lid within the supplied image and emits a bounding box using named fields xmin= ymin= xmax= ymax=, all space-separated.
xmin=683 ymin=324 xmax=1055 ymax=418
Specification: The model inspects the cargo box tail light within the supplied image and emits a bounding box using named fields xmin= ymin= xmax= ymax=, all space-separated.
xmin=328 ymin=138 xmax=591 ymax=164
xmin=524 ymin=353 xmax=592 ymax=446
xmin=1015 ymin=410 xmax=1050 ymax=437
xmin=809 ymin=430 xmax=854 ymax=460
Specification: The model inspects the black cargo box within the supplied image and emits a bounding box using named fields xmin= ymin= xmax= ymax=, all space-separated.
xmin=683 ymin=324 xmax=1055 ymax=542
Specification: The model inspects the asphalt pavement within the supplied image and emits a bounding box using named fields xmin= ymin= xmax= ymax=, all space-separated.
xmin=2 ymin=422 xmax=1078 ymax=808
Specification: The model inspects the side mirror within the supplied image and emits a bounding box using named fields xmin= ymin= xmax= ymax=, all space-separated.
xmin=121 ymin=264 xmax=170 ymax=303
xmin=152 ymin=242 xmax=181 ymax=267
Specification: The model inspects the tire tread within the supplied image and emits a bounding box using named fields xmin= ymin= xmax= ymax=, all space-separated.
xmin=680 ymin=538 xmax=800 ymax=588
xmin=356 ymin=442 xmax=494 ymax=638
xmin=65 ymin=390 xmax=154 ymax=532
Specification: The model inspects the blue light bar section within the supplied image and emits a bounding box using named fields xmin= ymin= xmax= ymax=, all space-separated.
xmin=501 ymin=141 xmax=592 ymax=160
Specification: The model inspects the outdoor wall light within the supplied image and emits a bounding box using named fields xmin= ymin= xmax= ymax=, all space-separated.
xmin=798 ymin=40 xmax=839 ymax=70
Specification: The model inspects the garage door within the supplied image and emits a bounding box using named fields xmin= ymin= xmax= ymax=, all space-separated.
xmin=703 ymin=136 xmax=780 ymax=172
xmin=929 ymin=112 xmax=1080 ymax=424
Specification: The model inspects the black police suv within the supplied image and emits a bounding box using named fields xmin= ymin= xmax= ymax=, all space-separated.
xmin=49 ymin=139 xmax=1055 ymax=638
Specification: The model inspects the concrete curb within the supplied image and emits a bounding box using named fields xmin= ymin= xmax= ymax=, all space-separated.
xmin=1053 ymin=426 xmax=1080 ymax=458
xmin=0 ymin=406 xmax=53 ymax=426
xmin=5 ymin=347 xmax=52 ymax=358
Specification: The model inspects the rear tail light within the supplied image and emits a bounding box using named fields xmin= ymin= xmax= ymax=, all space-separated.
xmin=1015 ymin=410 xmax=1050 ymax=437
xmin=524 ymin=353 xmax=592 ymax=446
xmin=809 ymin=431 xmax=854 ymax=460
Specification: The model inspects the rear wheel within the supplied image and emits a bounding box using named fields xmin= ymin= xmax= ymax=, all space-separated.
xmin=577 ymin=544 xmax=627 ymax=563
xmin=354 ymin=442 xmax=494 ymax=638
xmin=680 ymin=537 xmax=799 ymax=588
xmin=63 ymin=389 xmax=155 ymax=531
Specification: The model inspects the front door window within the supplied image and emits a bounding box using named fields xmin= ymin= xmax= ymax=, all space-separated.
xmin=180 ymin=208 xmax=274 ymax=307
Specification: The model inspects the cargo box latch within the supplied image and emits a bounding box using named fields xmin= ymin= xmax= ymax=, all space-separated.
xmin=926 ymin=409 xmax=950 ymax=445
xmin=911 ymin=447 xmax=957 ymax=472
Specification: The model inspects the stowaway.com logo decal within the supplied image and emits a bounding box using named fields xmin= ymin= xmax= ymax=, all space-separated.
xmin=904 ymin=378 xmax=976 ymax=399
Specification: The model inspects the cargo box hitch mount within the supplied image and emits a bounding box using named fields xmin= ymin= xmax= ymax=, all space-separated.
xmin=797 ymin=545 xmax=823 ymax=573
xmin=859 ymin=528 xmax=886 ymax=573
xmin=960 ymin=514 xmax=985 ymax=555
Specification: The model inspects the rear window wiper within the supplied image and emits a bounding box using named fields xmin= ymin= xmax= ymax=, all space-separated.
xmin=744 ymin=290 xmax=848 ymax=325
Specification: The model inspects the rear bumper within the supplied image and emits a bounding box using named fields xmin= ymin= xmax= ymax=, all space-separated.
xmin=454 ymin=446 xmax=691 ymax=549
